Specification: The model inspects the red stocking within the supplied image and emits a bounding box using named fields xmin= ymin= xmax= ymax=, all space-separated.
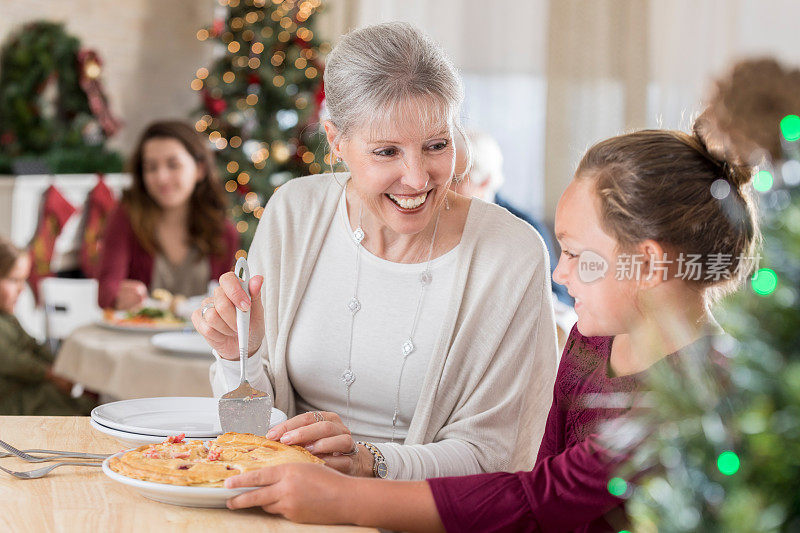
xmin=29 ymin=185 xmax=76 ymax=302
xmin=80 ymin=175 xmax=117 ymax=279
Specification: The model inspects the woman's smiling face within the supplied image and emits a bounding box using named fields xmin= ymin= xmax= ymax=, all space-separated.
xmin=327 ymin=99 xmax=456 ymax=236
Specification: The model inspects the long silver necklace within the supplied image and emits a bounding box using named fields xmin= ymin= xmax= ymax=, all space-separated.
xmin=341 ymin=197 xmax=442 ymax=443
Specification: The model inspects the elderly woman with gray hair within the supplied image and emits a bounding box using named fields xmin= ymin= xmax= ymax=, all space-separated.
xmin=194 ymin=21 xmax=558 ymax=484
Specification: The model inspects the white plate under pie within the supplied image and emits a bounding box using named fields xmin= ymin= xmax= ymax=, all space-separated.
xmin=90 ymin=419 xmax=199 ymax=447
xmin=91 ymin=397 xmax=286 ymax=438
xmin=102 ymin=450 xmax=258 ymax=508
xmin=150 ymin=332 xmax=212 ymax=356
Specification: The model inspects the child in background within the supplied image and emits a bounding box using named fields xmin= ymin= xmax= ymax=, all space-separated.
xmin=0 ymin=237 xmax=97 ymax=415
xmin=218 ymin=122 xmax=760 ymax=532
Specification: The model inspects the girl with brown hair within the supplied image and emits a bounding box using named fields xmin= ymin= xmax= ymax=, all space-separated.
xmin=219 ymin=119 xmax=760 ymax=532
xmin=97 ymin=120 xmax=239 ymax=309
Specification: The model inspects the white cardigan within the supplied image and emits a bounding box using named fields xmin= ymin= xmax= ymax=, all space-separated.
xmin=210 ymin=173 xmax=559 ymax=473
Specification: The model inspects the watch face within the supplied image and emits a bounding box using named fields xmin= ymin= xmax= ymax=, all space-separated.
xmin=375 ymin=462 xmax=388 ymax=479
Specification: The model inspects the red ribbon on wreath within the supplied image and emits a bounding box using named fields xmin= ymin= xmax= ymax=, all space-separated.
xmin=77 ymin=50 xmax=122 ymax=137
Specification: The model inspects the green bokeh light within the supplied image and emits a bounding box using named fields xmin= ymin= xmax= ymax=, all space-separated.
xmin=717 ymin=450 xmax=740 ymax=475
xmin=752 ymin=268 xmax=778 ymax=296
xmin=781 ymin=114 xmax=800 ymax=142
xmin=753 ymin=170 xmax=773 ymax=192
xmin=607 ymin=477 xmax=627 ymax=496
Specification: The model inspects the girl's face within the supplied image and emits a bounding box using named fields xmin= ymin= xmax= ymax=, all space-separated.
xmin=553 ymin=178 xmax=641 ymax=337
xmin=327 ymin=104 xmax=456 ymax=236
xmin=0 ymin=255 xmax=30 ymax=314
xmin=141 ymin=138 xmax=203 ymax=211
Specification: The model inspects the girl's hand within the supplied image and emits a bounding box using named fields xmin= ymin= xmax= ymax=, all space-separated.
xmin=225 ymin=463 xmax=355 ymax=524
xmin=115 ymin=279 xmax=147 ymax=310
xmin=191 ymin=273 xmax=265 ymax=360
xmin=266 ymin=411 xmax=374 ymax=477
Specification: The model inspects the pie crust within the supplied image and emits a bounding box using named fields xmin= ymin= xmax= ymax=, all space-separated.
xmin=108 ymin=432 xmax=324 ymax=487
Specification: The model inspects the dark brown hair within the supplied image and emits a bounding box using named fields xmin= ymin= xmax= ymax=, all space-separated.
xmin=576 ymin=124 xmax=761 ymax=296
xmin=123 ymin=120 xmax=228 ymax=256
xmin=0 ymin=236 xmax=23 ymax=279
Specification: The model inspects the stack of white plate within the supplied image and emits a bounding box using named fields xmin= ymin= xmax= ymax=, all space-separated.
xmin=90 ymin=397 xmax=286 ymax=447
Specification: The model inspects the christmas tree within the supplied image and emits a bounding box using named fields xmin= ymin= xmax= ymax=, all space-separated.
xmin=0 ymin=21 xmax=123 ymax=174
xmin=192 ymin=0 xmax=330 ymax=250
xmin=611 ymin=60 xmax=800 ymax=532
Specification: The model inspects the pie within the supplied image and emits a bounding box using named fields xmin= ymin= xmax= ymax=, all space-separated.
xmin=108 ymin=432 xmax=324 ymax=487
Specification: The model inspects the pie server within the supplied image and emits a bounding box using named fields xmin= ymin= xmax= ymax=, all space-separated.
xmin=218 ymin=257 xmax=273 ymax=435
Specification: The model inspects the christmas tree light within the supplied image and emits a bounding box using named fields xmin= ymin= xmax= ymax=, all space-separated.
xmin=780 ymin=114 xmax=800 ymax=142
xmin=753 ymin=169 xmax=774 ymax=192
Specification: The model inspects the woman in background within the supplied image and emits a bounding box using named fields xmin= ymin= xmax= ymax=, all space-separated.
xmin=0 ymin=237 xmax=97 ymax=415
xmin=97 ymin=120 xmax=238 ymax=310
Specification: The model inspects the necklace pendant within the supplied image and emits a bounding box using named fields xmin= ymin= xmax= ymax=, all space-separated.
xmin=401 ymin=339 xmax=415 ymax=357
xmin=340 ymin=369 xmax=356 ymax=386
xmin=347 ymin=296 xmax=361 ymax=314
xmin=392 ymin=408 xmax=398 ymax=427
xmin=419 ymin=270 xmax=432 ymax=286
xmin=352 ymin=227 xmax=365 ymax=244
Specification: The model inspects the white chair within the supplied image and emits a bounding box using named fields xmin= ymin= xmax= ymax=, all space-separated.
xmin=39 ymin=278 xmax=103 ymax=352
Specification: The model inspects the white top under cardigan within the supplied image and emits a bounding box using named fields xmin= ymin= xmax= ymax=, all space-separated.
xmin=210 ymin=173 xmax=559 ymax=480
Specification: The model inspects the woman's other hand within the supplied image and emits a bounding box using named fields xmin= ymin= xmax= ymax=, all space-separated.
xmin=192 ymin=272 xmax=265 ymax=360
xmin=266 ymin=411 xmax=373 ymax=477
xmin=114 ymin=279 xmax=148 ymax=310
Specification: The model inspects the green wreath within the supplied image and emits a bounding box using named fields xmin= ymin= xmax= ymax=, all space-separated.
xmin=0 ymin=21 xmax=122 ymax=174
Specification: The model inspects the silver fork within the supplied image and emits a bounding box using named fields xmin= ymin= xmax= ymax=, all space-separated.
xmin=0 ymin=461 xmax=102 ymax=479
xmin=0 ymin=440 xmax=109 ymax=462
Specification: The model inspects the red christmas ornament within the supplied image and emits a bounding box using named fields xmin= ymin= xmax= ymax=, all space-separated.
xmin=291 ymin=36 xmax=310 ymax=50
xmin=248 ymin=73 xmax=260 ymax=85
xmin=203 ymin=89 xmax=228 ymax=116
xmin=212 ymin=19 xmax=224 ymax=36
xmin=0 ymin=131 xmax=15 ymax=146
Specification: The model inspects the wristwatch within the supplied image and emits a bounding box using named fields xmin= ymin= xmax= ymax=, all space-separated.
xmin=356 ymin=441 xmax=388 ymax=479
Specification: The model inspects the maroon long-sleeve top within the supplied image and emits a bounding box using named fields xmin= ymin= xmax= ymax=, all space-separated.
xmin=428 ymin=325 xmax=689 ymax=532
xmin=96 ymin=205 xmax=239 ymax=308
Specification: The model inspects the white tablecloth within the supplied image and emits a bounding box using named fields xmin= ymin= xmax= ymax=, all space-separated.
xmin=53 ymin=325 xmax=213 ymax=399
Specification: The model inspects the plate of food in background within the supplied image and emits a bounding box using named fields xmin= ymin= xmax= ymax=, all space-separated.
xmin=100 ymin=289 xmax=193 ymax=332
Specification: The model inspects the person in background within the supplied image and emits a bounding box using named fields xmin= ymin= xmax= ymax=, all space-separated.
xmin=0 ymin=237 xmax=97 ymax=415
xmin=97 ymin=120 xmax=238 ymax=310
xmin=222 ymin=123 xmax=760 ymax=532
xmin=451 ymin=129 xmax=573 ymax=307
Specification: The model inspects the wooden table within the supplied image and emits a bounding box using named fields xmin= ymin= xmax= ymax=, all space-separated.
xmin=54 ymin=325 xmax=213 ymax=399
xmin=0 ymin=417 xmax=376 ymax=532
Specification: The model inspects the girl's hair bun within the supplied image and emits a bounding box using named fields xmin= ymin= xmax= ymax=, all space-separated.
xmin=692 ymin=115 xmax=754 ymax=191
